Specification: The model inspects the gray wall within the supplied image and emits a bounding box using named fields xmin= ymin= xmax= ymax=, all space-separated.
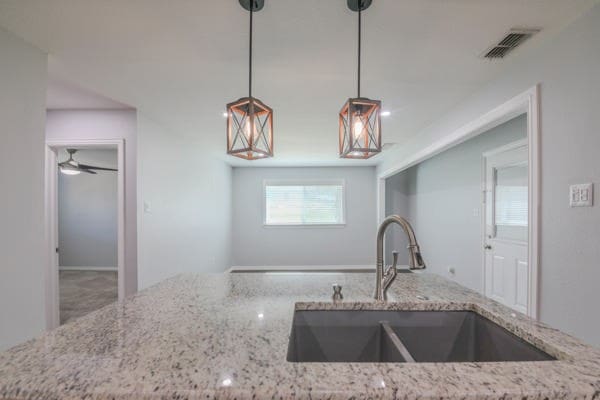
xmin=232 ymin=167 xmax=376 ymax=267
xmin=384 ymin=171 xmax=412 ymax=267
xmin=58 ymin=149 xmax=118 ymax=268
xmin=137 ymin=115 xmax=232 ymax=289
xmin=385 ymin=115 xmax=526 ymax=291
xmin=0 ymin=27 xmax=47 ymax=350
xmin=46 ymin=109 xmax=138 ymax=295
xmin=378 ymin=4 xmax=600 ymax=347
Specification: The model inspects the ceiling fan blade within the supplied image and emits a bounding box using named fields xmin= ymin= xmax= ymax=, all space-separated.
xmin=59 ymin=164 xmax=96 ymax=175
xmin=77 ymin=163 xmax=118 ymax=172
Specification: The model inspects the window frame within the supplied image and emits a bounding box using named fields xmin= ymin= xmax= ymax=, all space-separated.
xmin=262 ymin=179 xmax=347 ymax=227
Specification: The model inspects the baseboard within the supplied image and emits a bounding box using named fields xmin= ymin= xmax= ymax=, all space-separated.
xmin=227 ymin=265 xmax=376 ymax=273
xmin=59 ymin=266 xmax=118 ymax=272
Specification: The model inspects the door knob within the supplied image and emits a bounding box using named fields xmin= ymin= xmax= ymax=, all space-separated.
xmin=484 ymin=244 xmax=492 ymax=250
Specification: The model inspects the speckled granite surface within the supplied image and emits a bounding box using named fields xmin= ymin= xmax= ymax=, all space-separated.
xmin=1 ymin=272 xmax=599 ymax=400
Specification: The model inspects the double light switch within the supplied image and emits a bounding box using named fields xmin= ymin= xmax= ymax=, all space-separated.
xmin=570 ymin=183 xmax=594 ymax=207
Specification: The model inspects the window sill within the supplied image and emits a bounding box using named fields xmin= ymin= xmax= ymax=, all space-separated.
xmin=263 ymin=223 xmax=346 ymax=228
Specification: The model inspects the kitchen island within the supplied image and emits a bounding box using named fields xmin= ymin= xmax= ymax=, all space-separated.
xmin=1 ymin=272 xmax=599 ymax=399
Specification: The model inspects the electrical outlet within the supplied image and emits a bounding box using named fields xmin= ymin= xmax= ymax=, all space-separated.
xmin=570 ymin=183 xmax=594 ymax=207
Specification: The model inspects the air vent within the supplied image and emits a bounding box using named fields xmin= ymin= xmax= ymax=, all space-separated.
xmin=482 ymin=28 xmax=540 ymax=59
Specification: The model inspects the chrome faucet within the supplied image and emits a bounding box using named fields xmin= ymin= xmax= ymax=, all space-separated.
xmin=375 ymin=215 xmax=426 ymax=301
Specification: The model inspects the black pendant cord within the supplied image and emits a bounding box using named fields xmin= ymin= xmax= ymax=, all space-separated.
xmin=249 ymin=2 xmax=253 ymax=99
xmin=357 ymin=2 xmax=361 ymax=98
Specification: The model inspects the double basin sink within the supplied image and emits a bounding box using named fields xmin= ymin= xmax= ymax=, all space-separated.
xmin=287 ymin=310 xmax=555 ymax=363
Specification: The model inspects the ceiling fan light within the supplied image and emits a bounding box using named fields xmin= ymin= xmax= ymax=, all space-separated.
xmin=60 ymin=167 xmax=81 ymax=175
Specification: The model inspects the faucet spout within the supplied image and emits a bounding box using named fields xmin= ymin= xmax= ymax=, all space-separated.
xmin=375 ymin=215 xmax=425 ymax=301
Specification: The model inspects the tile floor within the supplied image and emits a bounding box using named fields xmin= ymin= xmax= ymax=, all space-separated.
xmin=59 ymin=270 xmax=117 ymax=324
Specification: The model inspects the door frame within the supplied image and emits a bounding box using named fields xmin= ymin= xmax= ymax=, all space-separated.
xmin=44 ymin=138 xmax=125 ymax=330
xmin=377 ymin=85 xmax=540 ymax=319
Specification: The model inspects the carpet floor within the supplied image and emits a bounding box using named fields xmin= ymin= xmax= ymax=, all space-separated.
xmin=59 ymin=270 xmax=117 ymax=325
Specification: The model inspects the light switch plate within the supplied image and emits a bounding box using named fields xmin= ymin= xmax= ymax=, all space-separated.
xmin=570 ymin=183 xmax=594 ymax=207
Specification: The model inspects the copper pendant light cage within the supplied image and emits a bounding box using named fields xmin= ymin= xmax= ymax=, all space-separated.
xmin=339 ymin=0 xmax=381 ymax=159
xmin=226 ymin=0 xmax=273 ymax=160
xmin=339 ymin=97 xmax=381 ymax=158
xmin=227 ymin=96 xmax=273 ymax=160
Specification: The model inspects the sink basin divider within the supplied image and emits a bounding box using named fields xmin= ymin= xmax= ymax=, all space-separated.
xmin=380 ymin=321 xmax=416 ymax=363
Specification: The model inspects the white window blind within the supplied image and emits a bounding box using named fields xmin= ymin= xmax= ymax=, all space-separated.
xmin=495 ymin=185 xmax=528 ymax=226
xmin=494 ymin=165 xmax=528 ymax=227
xmin=264 ymin=182 xmax=345 ymax=225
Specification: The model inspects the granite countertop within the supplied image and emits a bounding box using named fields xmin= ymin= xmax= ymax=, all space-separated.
xmin=1 ymin=272 xmax=599 ymax=400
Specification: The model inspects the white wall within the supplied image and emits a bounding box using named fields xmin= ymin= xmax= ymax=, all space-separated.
xmin=136 ymin=115 xmax=232 ymax=289
xmin=0 ymin=27 xmax=47 ymax=350
xmin=46 ymin=109 xmax=138 ymax=294
xmin=232 ymin=167 xmax=376 ymax=267
xmin=58 ymin=149 xmax=118 ymax=268
xmin=385 ymin=115 xmax=527 ymax=291
xmin=378 ymin=4 xmax=600 ymax=346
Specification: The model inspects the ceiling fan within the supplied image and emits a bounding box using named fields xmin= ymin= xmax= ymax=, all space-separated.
xmin=58 ymin=149 xmax=118 ymax=175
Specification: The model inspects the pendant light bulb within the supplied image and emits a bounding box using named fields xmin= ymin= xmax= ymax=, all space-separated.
xmin=353 ymin=114 xmax=364 ymax=139
xmin=244 ymin=118 xmax=257 ymax=141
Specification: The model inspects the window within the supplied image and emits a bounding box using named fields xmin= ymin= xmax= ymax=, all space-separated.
xmin=494 ymin=165 xmax=528 ymax=227
xmin=264 ymin=180 xmax=345 ymax=226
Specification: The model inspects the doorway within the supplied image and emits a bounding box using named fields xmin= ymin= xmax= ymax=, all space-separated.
xmin=483 ymin=139 xmax=529 ymax=314
xmin=377 ymin=86 xmax=540 ymax=319
xmin=57 ymin=148 xmax=118 ymax=324
xmin=45 ymin=139 xmax=125 ymax=329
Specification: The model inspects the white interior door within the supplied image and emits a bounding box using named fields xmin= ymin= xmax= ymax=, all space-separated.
xmin=483 ymin=140 xmax=529 ymax=314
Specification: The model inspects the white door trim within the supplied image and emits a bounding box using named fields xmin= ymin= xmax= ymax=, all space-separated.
xmin=482 ymin=138 xmax=528 ymax=159
xmin=377 ymin=85 xmax=540 ymax=319
xmin=44 ymin=138 xmax=126 ymax=330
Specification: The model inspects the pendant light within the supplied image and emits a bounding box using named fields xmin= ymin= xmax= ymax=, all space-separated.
xmin=226 ymin=0 xmax=273 ymax=160
xmin=339 ymin=0 xmax=381 ymax=159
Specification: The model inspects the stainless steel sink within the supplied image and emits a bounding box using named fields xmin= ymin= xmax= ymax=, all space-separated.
xmin=287 ymin=310 xmax=555 ymax=363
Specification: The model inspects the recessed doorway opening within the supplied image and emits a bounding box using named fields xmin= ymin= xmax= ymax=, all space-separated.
xmin=45 ymin=139 xmax=125 ymax=328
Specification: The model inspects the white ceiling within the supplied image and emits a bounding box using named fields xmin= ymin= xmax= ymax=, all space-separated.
xmin=0 ymin=0 xmax=595 ymax=166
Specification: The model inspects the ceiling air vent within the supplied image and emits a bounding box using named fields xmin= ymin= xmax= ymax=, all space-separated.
xmin=482 ymin=28 xmax=540 ymax=59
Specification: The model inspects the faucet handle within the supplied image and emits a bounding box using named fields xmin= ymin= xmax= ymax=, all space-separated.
xmin=391 ymin=251 xmax=398 ymax=270
xmin=382 ymin=252 xmax=399 ymax=293
xmin=332 ymin=284 xmax=343 ymax=302
xmin=385 ymin=251 xmax=398 ymax=275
